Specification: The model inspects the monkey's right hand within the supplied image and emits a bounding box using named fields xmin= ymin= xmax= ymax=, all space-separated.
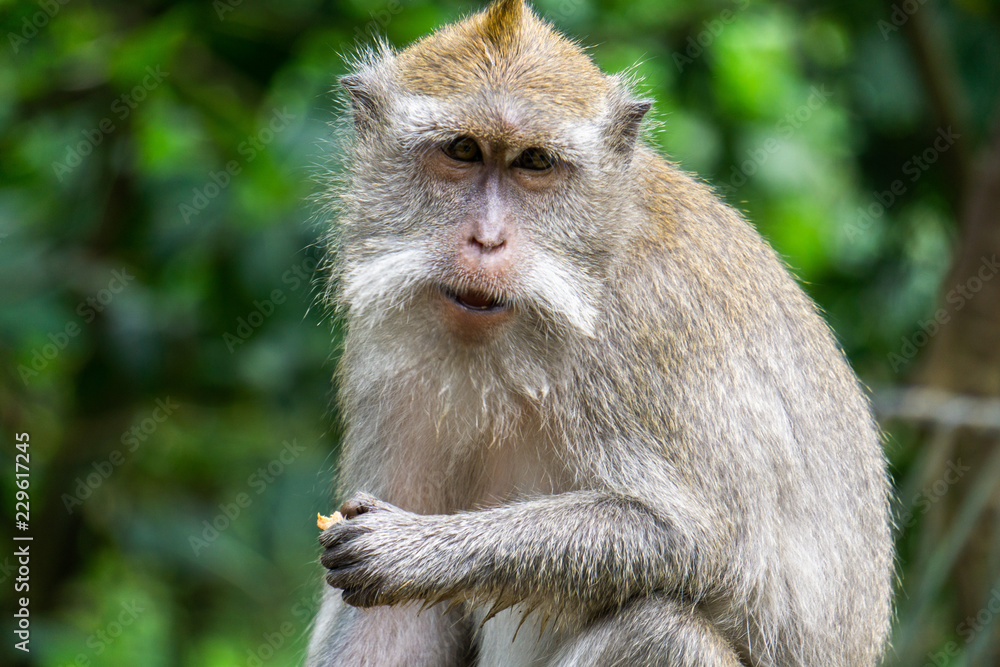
xmin=319 ymin=492 xmax=450 ymax=608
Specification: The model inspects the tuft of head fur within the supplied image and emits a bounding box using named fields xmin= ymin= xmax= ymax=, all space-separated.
xmin=396 ymin=0 xmax=608 ymax=117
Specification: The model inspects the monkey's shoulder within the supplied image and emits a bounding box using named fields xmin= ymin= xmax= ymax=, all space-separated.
xmin=596 ymin=151 xmax=859 ymax=398
xmin=614 ymin=151 xmax=810 ymax=333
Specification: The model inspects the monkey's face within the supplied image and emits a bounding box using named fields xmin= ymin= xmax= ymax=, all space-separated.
xmin=338 ymin=96 xmax=627 ymax=347
xmin=334 ymin=1 xmax=648 ymax=351
xmin=422 ymin=132 xmax=558 ymax=340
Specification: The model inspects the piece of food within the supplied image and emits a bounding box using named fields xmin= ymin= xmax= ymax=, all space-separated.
xmin=317 ymin=511 xmax=344 ymax=531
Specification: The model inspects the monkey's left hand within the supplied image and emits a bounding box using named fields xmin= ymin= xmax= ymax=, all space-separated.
xmin=320 ymin=492 xmax=457 ymax=608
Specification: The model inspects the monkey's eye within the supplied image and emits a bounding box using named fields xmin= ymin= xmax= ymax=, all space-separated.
xmin=442 ymin=136 xmax=482 ymax=162
xmin=513 ymin=147 xmax=555 ymax=171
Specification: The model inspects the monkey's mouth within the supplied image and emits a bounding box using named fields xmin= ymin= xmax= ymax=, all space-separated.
xmin=443 ymin=286 xmax=509 ymax=313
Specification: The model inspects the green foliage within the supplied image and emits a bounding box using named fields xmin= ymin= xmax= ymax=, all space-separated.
xmin=1 ymin=0 xmax=998 ymax=664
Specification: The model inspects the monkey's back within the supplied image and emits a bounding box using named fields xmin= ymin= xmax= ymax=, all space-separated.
xmin=562 ymin=149 xmax=893 ymax=665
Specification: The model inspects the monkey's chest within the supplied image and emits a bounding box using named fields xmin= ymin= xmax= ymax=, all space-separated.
xmin=382 ymin=381 xmax=569 ymax=511
xmin=467 ymin=415 xmax=567 ymax=508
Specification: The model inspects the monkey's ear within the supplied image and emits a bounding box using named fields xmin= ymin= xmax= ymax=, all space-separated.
xmin=608 ymin=99 xmax=652 ymax=154
xmin=341 ymin=74 xmax=382 ymax=131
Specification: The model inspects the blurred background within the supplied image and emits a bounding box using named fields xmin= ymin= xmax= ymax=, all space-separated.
xmin=1 ymin=0 xmax=998 ymax=664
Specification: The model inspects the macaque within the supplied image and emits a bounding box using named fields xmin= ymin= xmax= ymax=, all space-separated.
xmin=307 ymin=1 xmax=893 ymax=665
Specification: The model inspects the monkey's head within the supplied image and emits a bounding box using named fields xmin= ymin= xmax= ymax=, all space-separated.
xmin=334 ymin=0 xmax=650 ymax=349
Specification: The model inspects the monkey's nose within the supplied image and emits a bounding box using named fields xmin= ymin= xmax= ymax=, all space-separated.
xmin=455 ymin=215 xmax=517 ymax=281
xmin=462 ymin=212 xmax=510 ymax=253
xmin=468 ymin=232 xmax=506 ymax=253
xmin=460 ymin=231 xmax=514 ymax=273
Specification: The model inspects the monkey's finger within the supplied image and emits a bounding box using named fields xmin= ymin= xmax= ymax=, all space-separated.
xmin=321 ymin=527 xmax=379 ymax=569
xmin=320 ymin=543 xmax=368 ymax=571
xmin=319 ymin=517 xmax=383 ymax=576
xmin=339 ymin=492 xmax=393 ymax=518
xmin=318 ymin=522 xmax=371 ymax=549
xmin=340 ymin=586 xmax=384 ymax=608
xmin=324 ymin=563 xmax=374 ymax=592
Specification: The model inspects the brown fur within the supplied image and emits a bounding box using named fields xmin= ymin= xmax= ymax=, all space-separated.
xmin=397 ymin=0 xmax=607 ymax=116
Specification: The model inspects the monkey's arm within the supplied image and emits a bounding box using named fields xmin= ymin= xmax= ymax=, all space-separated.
xmin=320 ymin=491 xmax=715 ymax=617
